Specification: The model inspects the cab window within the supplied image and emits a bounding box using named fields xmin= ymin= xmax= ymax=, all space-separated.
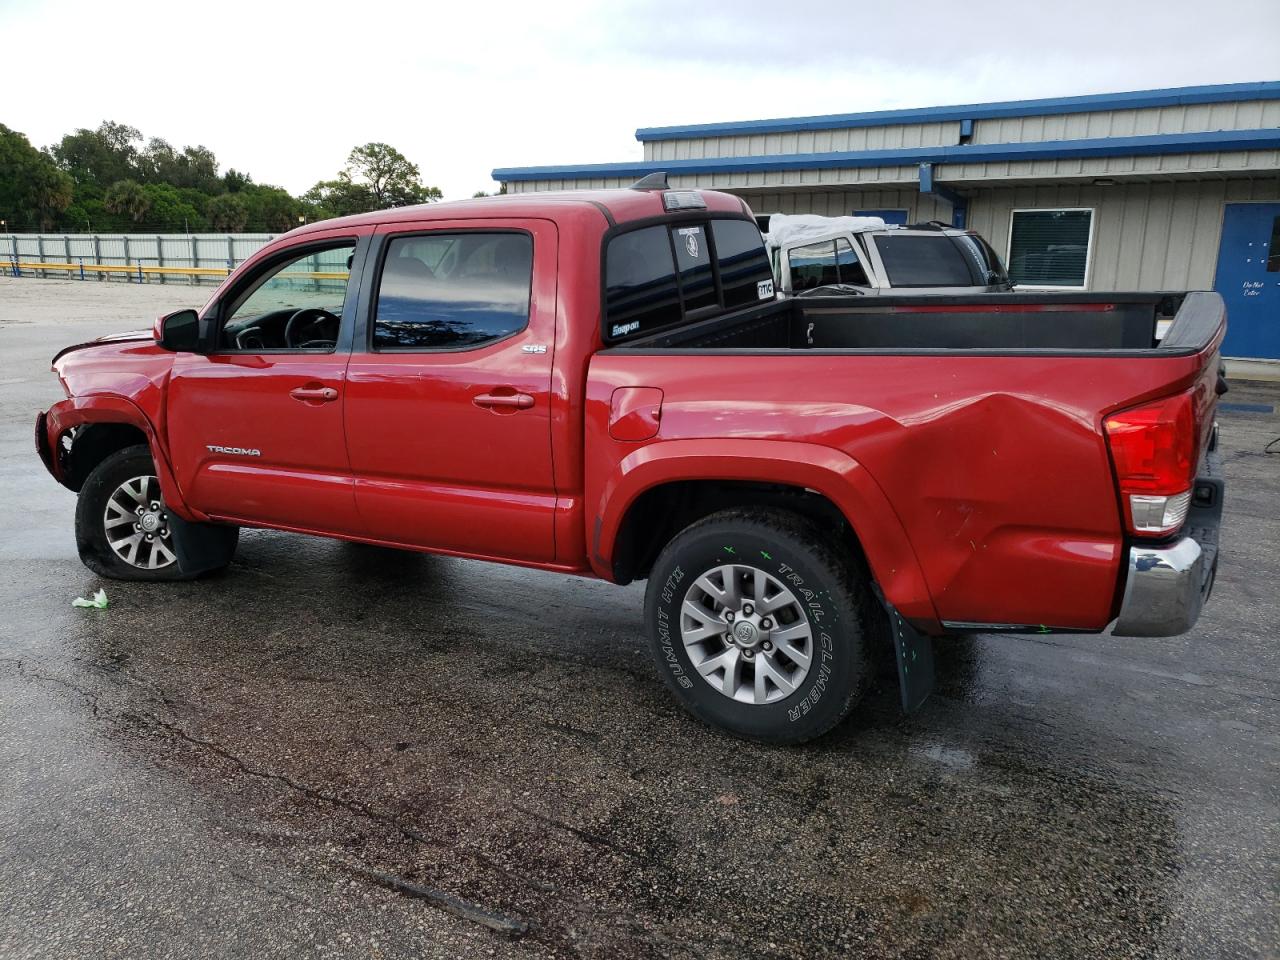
xmin=219 ymin=242 xmax=354 ymax=351
xmin=373 ymin=233 xmax=533 ymax=350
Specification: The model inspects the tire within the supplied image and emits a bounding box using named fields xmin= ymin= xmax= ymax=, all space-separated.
xmin=644 ymin=507 xmax=878 ymax=745
xmin=75 ymin=444 xmax=237 ymax=581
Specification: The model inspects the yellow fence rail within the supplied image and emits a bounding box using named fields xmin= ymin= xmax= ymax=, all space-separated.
xmin=13 ymin=261 xmax=230 ymax=278
xmin=7 ymin=261 xmax=349 ymax=281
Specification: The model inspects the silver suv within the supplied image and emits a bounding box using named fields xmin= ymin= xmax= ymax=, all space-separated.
xmin=761 ymin=213 xmax=1012 ymax=296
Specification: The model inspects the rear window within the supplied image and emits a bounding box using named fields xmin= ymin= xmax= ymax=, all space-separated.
xmin=604 ymin=217 xmax=774 ymax=342
xmin=713 ymin=219 xmax=776 ymax=308
xmin=872 ymin=234 xmax=978 ymax=287
xmin=672 ymin=224 xmax=717 ymax=311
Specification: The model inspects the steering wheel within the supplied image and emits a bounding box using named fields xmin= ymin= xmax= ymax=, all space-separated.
xmin=284 ymin=308 xmax=341 ymax=348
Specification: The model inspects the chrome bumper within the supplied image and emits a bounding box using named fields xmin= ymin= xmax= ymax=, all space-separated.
xmin=1112 ymin=460 xmax=1223 ymax=638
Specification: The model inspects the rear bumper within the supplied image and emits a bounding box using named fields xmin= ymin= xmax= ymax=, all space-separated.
xmin=1112 ymin=459 xmax=1223 ymax=638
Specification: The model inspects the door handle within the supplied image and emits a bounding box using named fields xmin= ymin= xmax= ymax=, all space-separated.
xmin=290 ymin=386 xmax=339 ymax=403
xmin=473 ymin=391 xmax=535 ymax=410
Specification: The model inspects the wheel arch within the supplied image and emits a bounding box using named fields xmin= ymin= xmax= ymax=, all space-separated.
xmin=592 ymin=439 xmax=938 ymax=627
xmin=43 ymin=395 xmax=196 ymax=518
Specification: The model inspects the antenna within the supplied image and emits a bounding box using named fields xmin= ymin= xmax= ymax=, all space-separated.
xmin=629 ymin=172 xmax=670 ymax=190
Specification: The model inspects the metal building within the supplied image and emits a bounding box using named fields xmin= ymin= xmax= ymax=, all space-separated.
xmin=494 ymin=81 xmax=1280 ymax=365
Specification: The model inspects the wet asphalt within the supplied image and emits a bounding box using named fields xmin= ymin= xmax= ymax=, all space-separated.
xmin=0 ymin=277 xmax=1277 ymax=959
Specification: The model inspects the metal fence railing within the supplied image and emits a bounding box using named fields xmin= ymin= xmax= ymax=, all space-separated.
xmin=1 ymin=233 xmax=277 ymax=286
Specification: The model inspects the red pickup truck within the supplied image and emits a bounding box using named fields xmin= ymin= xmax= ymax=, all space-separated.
xmin=37 ymin=183 xmax=1226 ymax=743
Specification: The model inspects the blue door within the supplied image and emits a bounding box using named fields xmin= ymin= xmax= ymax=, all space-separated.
xmin=1214 ymin=203 xmax=1280 ymax=360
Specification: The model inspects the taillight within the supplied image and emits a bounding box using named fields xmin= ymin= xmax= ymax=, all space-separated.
xmin=1104 ymin=390 xmax=1198 ymax=536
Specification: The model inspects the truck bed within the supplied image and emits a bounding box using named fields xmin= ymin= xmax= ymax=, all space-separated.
xmin=587 ymin=289 xmax=1225 ymax=633
xmin=608 ymin=291 xmax=1220 ymax=356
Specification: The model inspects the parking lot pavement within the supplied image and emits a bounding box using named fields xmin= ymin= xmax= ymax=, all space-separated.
xmin=1 ymin=276 xmax=1277 ymax=959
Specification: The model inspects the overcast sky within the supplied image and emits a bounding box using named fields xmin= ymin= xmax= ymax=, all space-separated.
xmin=3 ymin=0 xmax=1278 ymax=200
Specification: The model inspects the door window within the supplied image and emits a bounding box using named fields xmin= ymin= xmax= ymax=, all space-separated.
xmin=220 ymin=242 xmax=355 ymax=351
xmin=834 ymin=238 xmax=870 ymax=286
xmin=788 ymin=238 xmax=869 ymax=289
xmin=789 ymin=241 xmax=840 ymax=289
xmin=373 ymin=233 xmax=533 ymax=350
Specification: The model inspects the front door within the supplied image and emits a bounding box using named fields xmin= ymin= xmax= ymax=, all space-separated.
xmin=1214 ymin=202 xmax=1280 ymax=360
xmin=344 ymin=218 xmax=558 ymax=563
xmin=167 ymin=232 xmax=366 ymax=534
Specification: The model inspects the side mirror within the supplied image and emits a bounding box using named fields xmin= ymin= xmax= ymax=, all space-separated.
xmin=154 ymin=309 xmax=200 ymax=352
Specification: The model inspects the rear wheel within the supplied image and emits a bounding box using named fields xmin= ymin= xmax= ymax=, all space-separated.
xmin=644 ymin=508 xmax=878 ymax=744
xmin=75 ymin=445 xmax=236 ymax=581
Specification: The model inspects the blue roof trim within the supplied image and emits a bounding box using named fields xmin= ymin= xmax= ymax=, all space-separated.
xmin=632 ymin=81 xmax=1280 ymax=142
xmin=492 ymin=128 xmax=1280 ymax=182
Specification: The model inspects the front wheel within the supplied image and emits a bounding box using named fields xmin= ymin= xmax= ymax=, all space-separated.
xmin=75 ymin=444 xmax=237 ymax=581
xmin=644 ymin=508 xmax=878 ymax=744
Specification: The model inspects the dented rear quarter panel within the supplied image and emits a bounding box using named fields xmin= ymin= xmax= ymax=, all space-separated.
xmin=586 ymin=347 xmax=1214 ymax=632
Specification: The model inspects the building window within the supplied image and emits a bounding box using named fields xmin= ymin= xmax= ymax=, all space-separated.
xmin=854 ymin=208 xmax=909 ymax=226
xmin=1007 ymin=209 xmax=1093 ymax=288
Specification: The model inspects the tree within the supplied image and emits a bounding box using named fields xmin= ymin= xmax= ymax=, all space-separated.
xmin=104 ymin=180 xmax=152 ymax=223
xmin=138 ymin=137 xmax=179 ymax=183
xmin=30 ymin=164 xmax=76 ymax=230
xmin=472 ymin=184 xmax=508 ymax=198
xmin=223 ymin=168 xmax=252 ymax=193
xmin=343 ymin=142 xmax=440 ymax=208
xmin=140 ymin=183 xmax=203 ymax=231
xmin=206 ymin=193 xmax=249 ymax=231
xmin=0 ymin=124 xmax=74 ymax=230
xmin=240 ymin=184 xmax=300 ymax=232
xmin=301 ymin=177 xmax=375 ymax=218
xmin=51 ymin=121 xmax=142 ymax=186
xmin=138 ymin=139 xmax=221 ymax=193
xmin=3 ymin=122 xmax=444 ymax=233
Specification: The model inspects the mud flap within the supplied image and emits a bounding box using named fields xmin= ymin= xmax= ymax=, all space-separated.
xmin=887 ymin=607 xmax=935 ymax=713
xmin=168 ymin=514 xmax=239 ymax=576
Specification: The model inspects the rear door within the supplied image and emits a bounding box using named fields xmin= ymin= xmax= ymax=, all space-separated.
xmin=343 ymin=218 xmax=558 ymax=563
xmin=167 ymin=230 xmax=368 ymax=534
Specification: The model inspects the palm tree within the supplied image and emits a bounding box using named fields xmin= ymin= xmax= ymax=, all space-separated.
xmin=104 ymin=179 xmax=151 ymax=224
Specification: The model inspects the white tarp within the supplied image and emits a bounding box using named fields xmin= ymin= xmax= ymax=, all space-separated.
xmin=762 ymin=213 xmax=886 ymax=251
